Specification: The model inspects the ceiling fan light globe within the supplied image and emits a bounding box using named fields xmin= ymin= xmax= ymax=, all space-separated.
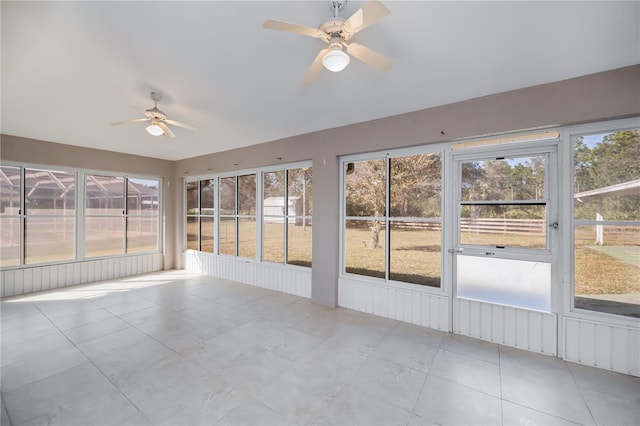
xmin=146 ymin=123 xmax=164 ymax=136
xmin=322 ymin=49 xmax=350 ymax=72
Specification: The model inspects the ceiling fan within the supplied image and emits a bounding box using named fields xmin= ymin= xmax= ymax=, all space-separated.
xmin=112 ymin=92 xmax=197 ymax=138
xmin=263 ymin=0 xmax=393 ymax=85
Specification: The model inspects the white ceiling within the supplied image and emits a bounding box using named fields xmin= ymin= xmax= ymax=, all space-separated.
xmin=2 ymin=1 xmax=639 ymax=161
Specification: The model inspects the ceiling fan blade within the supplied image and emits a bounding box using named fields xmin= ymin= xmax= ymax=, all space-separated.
xmin=111 ymin=118 xmax=150 ymax=126
xmin=165 ymin=119 xmax=197 ymax=132
xmin=346 ymin=42 xmax=393 ymax=73
xmin=263 ymin=19 xmax=325 ymax=39
xmin=157 ymin=122 xmax=175 ymax=138
xmin=343 ymin=0 xmax=390 ymax=35
xmin=303 ymin=48 xmax=329 ymax=86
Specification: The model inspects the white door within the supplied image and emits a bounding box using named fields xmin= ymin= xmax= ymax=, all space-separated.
xmin=449 ymin=141 xmax=559 ymax=353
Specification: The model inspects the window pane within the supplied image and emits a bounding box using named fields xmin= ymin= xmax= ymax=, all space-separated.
xmin=238 ymin=217 xmax=256 ymax=259
xmin=238 ymin=174 xmax=256 ymax=215
xmin=220 ymin=177 xmax=236 ymax=215
xmin=288 ymin=167 xmax=312 ymax=216
xmin=186 ymin=216 xmax=198 ymax=250
xmin=389 ymin=221 xmax=441 ymax=287
xmin=390 ymin=153 xmax=441 ymax=218
xmin=219 ymin=217 xmax=235 ymax=255
xmin=0 ymin=166 xmax=20 ymax=215
xmin=200 ymin=216 xmax=214 ymax=253
xmin=25 ymin=169 xmax=76 ymax=214
xmin=460 ymin=205 xmax=546 ymax=248
xmin=574 ymin=130 xmax=640 ymax=221
xmin=288 ymin=220 xmax=312 ymax=267
xmin=457 ymin=256 xmax=551 ymax=311
xmin=128 ymin=178 xmax=159 ymax=216
xmin=461 ymin=156 xmax=546 ymax=201
xmin=346 ymin=159 xmax=386 ymax=217
xmin=264 ymin=171 xmax=285 ymax=199
xmin=0 ymin=166 xmax=20 ymax=266
xmin=573 ymin=130 xmax=640 ymax=317
xmin=574 ymin=225 xmax=640 ymax=317
xmin=85 ymin=217 xmax=124 ymax=257
xmin=200 ymin=179 xmax=214 ymax=215
xmin=345 ymin=219 xmax=385 ymax=278
xmin=263 ymin=221 xmax=284 ymax=263
xmin=186 ymin=181 xmax=199 ymax=215
xmin=86 ymin=175 xmax=123 ymax=213
xmin=127 ymin=217 xmax=158 ymax=253
xmin=25 ymin=217 xmax=75 ymax=263
xmin=0 ymin=217 xmax=20 ymax=267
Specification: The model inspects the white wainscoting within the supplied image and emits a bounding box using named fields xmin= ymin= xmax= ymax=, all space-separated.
xmin=453 ymin=298 xmax=558 ymax=355
xmin=1 ymin=253 xmax=164 ymax=298
xmin=564 ymin=316 xmax=640 ymax=376
xmin=184 ymin=251 xmax=311 ymax=298
xmin=338 ymin=276 xmax=450 ymax=332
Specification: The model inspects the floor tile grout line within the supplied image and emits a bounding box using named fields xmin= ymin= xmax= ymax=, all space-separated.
xmin=1 ymin=390 xmax=14 ymax=426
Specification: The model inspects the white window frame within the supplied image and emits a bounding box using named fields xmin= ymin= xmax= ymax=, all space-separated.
xmin=561 ymin=117 xmax=640 ymax=326
xmin=340 ymin=143 xmax=448 ymax=295
xmin=0 ymin=162 xmax=162 ymax=270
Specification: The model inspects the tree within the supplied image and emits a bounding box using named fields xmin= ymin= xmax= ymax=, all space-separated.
xmin=346 ymin=154 xmax=443 ymax=249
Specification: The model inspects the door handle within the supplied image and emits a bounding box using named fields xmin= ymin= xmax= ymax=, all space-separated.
xmin=448 ymin=247 xmax=464 ymax=254
xmin=549 ymin=221 xmax=559 ymax=230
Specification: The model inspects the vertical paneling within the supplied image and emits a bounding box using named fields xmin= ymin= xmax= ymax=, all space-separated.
xmin=564 ymin=317 xmax=639 ymax=377
xmin=454 ymin=298 xmax=557 ymax=355
xmin=1 ymin=253 xmax=163 ymax=298
xmin=22 ymin=269 xmax=33 ymax=294
xmin=32 ymin=267 xmax=42 ymax=293
xmin=595 ymin=324 xmax=612 ymax=369
xmin=338 ymin=276 xmax=450 ymax=332
xmin=183 ymin=251 xmax=311 ymax=298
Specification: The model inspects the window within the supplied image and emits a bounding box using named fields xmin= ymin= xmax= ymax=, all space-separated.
xmin=344 ymin=152 xmax=442 ymax=287
xmin=85 ymin=175 xmax=125 ymax=257
xmin=238 ymin=174 xmax=257 ymax=259
xmin=126 ymin=178 xmax=160 ymax=253
xmin=186 ymin=181 xmax=199 ymax=250
xmin=459 ymin=155 xmax=548 ymax=250
xmin=24 ymin=168 xmax=76 ymax=264
xmin=199 ymin=179 xmax=215 ymax=253
xmin=219 ymin=176 xmax=236 ymax=256
xmin=0 ymin=165 xmax=161 ymax=269
xmin=185 ymin=179 xmax=215 ymax=253
xmin=85 ymin=174 xmax=160 ymax=258
xmin=573 ymin=129 xmax=640 ymax=318
xmin=262 ymin=167 xmax=313 ymax=266
xmin=0 ymin=166 xmax=21 ymax=267
xmin=184 ymin=163 xmax=312 ymax=268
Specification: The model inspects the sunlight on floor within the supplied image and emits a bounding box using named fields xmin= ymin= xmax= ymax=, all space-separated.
xmin=3 ymin=270 xmax=202 ymax=303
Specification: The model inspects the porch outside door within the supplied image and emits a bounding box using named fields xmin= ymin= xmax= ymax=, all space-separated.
xmin=447 ymin=142 xmax=559 ymax=353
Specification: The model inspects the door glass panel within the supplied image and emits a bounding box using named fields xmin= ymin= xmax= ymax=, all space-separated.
xmin=457 ymin=256 xmax=551 ymax=311
xmin=460 ymin=205 xmax=546 ymax=248
xmin=459 ymin=155 xmax=548 ymax=250
xmin=461 ymin=156 xmax=546 ymax=201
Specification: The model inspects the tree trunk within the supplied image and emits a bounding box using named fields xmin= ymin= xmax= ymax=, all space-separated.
xmin=370 ymin=220 xmax=381 ymax=249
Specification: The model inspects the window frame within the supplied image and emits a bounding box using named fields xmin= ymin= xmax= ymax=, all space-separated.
xmin=340 ymin=144 xmax=447 ymax=292
xmin=0 ymin=162 xmax=162 ymax=270
xmin=184 ymin=161 xmax=312 ymax=269
xmin=563 ymin=117 xmax=640 ymax=324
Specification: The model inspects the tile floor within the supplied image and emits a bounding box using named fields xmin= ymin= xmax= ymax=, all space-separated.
xmin=1 ymin=271 xmax=638 ymax=426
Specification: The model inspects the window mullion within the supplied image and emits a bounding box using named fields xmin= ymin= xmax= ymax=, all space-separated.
xmin=385 ymin=156 xmax=391 ymax=282
xmin=20 ymin=166 xmax=25 ymax=266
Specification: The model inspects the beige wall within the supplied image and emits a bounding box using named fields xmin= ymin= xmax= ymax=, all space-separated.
xmin=2 ymin=65 xmax=639 ymax=305
xmin=0 ymin=136 xmax=178 ymax=269
xmin=175 ymin=65 xmax=639 ymax=306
